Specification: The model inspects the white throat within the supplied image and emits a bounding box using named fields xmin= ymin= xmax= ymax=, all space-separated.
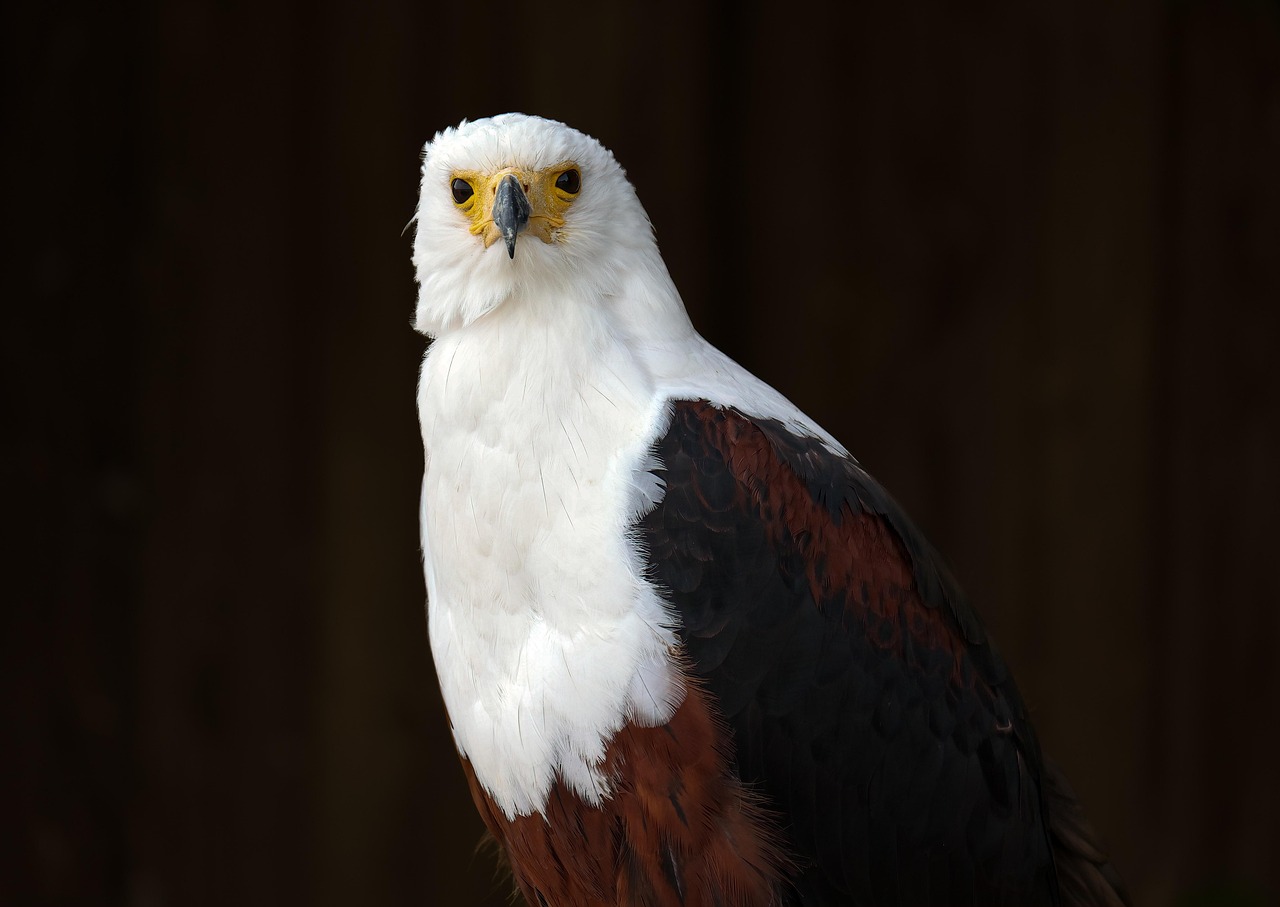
xmin=418 ymin=288 xmax=681 ymax=819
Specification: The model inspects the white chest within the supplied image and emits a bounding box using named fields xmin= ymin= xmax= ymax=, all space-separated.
xmin=418 ymin=310 xmax=680 ymax=819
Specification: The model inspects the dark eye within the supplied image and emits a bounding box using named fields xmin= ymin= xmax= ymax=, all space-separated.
xmin=451 ymin=178 xmax=474 ymax=204
xmin=555 ymin=169 xmax=581 ymax=194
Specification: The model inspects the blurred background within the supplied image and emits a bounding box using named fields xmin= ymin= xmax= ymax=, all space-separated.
xmin=6 ymin=0 xmax=1279 ymax=904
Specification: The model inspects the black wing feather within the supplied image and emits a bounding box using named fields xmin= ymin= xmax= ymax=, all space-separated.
xmin=639 ymin=400 xmax=1059 ymax=906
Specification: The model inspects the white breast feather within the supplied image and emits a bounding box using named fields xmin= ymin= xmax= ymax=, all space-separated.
xmin=420 ymin=293 xmax=683 ymax=820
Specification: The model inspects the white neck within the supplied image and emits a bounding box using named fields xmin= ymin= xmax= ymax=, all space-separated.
xmin=418 ymin=285 xmax=682 ymax=819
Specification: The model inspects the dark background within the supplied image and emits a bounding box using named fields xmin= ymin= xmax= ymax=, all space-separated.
xmin=6 ymin=1 xmax=1279 ymax=904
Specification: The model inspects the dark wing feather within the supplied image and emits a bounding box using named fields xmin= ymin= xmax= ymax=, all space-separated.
xmin=640 ymin=400 xmax=1061 ymax=906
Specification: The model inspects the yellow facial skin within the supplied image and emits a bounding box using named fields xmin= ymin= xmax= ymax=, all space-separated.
xmin=450 ymin=162 xmax=580 ymax=250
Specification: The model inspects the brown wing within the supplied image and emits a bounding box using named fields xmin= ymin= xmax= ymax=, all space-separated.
xmin=639 ymin=399 xmax=1126 ymax=905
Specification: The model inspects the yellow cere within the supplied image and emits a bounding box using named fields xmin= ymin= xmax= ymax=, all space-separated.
xmin=451 ymin=161 xmax=580 ymax=250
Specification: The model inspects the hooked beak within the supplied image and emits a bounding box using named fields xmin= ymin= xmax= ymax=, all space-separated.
xmin=492 ymin=174 xmax=531 ymax=259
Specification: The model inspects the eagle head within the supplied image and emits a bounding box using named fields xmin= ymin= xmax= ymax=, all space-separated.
xmin=411 ymin=113 xmax=656 ymax=338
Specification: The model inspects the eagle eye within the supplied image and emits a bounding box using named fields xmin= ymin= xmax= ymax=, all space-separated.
xmin=451 ymin=178 xmax=474 ymax=204
xmin=555 ymin=169 xmax=581 ymax=195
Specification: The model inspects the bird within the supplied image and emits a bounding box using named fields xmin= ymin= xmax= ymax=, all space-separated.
xmin=411 ymin=113 xmax=1128 ymax=907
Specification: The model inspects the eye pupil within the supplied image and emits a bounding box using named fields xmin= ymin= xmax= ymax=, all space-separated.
xmin=451 ymin=178 xmax=474 ymax=204
xmin=556 ymin=169 xmax=580 ymax=194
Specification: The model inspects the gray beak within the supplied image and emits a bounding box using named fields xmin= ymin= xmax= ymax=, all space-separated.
xmin=493 ymin=174 xmax=531 ymax=259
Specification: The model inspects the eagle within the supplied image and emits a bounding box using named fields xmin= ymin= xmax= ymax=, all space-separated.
xmin=412 ymin=113 xmax=1127 ymax=907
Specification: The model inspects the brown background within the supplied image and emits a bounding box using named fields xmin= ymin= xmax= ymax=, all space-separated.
xmin=6 ymin=1 xmax=1279 ymax=905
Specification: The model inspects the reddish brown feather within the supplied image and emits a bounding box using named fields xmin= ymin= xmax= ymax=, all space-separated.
xmin=459 ymin=677 xmax=790 ymax=907
xmin=687 ymin=401 xmax=968 ymax=683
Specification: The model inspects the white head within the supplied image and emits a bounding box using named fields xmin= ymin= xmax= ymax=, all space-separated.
xmin=411 ymin=114 xmax=690 ymax=339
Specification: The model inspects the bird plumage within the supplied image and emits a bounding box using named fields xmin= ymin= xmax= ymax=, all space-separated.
xmin=413 ymin=113 xmax=1126 ymax=906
